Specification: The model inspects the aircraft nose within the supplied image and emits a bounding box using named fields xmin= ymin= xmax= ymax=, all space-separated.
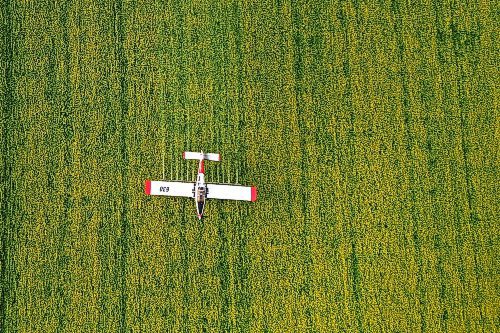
xmin=197 ymin=214 xmax=202 ymax=220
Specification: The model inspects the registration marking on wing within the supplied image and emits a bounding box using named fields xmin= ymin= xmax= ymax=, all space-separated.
xmin=145 ymin=180 xmax=195 ymax=198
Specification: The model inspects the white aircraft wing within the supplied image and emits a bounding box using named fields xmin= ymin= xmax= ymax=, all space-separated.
xmin=206 ymin=184 xmax=257 ymax=202
xmin=145 ymin=180 xmax=195 ymax=198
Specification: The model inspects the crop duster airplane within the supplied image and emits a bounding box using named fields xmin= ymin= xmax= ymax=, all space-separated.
xmin=144 ymin=151 xmax=257 ymax=219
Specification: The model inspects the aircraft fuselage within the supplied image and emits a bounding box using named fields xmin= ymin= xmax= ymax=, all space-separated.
xmin=195 ymin=158 xmax=206 ymax=219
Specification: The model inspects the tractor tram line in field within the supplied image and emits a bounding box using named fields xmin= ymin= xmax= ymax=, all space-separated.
xmin=0 ymin=2 xmax=15 ymax=331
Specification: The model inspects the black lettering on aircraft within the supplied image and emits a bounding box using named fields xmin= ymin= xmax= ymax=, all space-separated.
xmin=160 ymin=186 xmax=170 ymax=192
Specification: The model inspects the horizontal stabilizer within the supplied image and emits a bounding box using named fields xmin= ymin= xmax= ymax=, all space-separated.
xmin=183 ymin=151 xmax=221 ymax=161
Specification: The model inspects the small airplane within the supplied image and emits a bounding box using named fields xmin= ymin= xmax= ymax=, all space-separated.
xmin=144 ymin=151 xmax=257 ymax=219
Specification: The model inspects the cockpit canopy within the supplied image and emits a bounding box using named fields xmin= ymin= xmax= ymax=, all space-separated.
xmin=196 ymin=187 xmax=206 ymax=216
xmin=197 ymin=187 xmax=206 ymax=202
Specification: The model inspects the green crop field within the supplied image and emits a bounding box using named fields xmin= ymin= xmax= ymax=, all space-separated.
xmin=1 ymin=0 xmax=498 ymax=332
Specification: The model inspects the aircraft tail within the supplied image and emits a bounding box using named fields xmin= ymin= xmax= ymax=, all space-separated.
xmin=183 ymin=151 xmax=221 ymax=162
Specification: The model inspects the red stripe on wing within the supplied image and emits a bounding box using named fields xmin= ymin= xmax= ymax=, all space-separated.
xmin=145 ymin=180 xmax=151 ymax=195
xmin=251 ymin=186 xmax=257 ymax=202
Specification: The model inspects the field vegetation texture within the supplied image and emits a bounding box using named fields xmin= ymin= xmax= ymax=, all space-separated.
xmin=0 ymin=0 xmax=498 ymax=332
